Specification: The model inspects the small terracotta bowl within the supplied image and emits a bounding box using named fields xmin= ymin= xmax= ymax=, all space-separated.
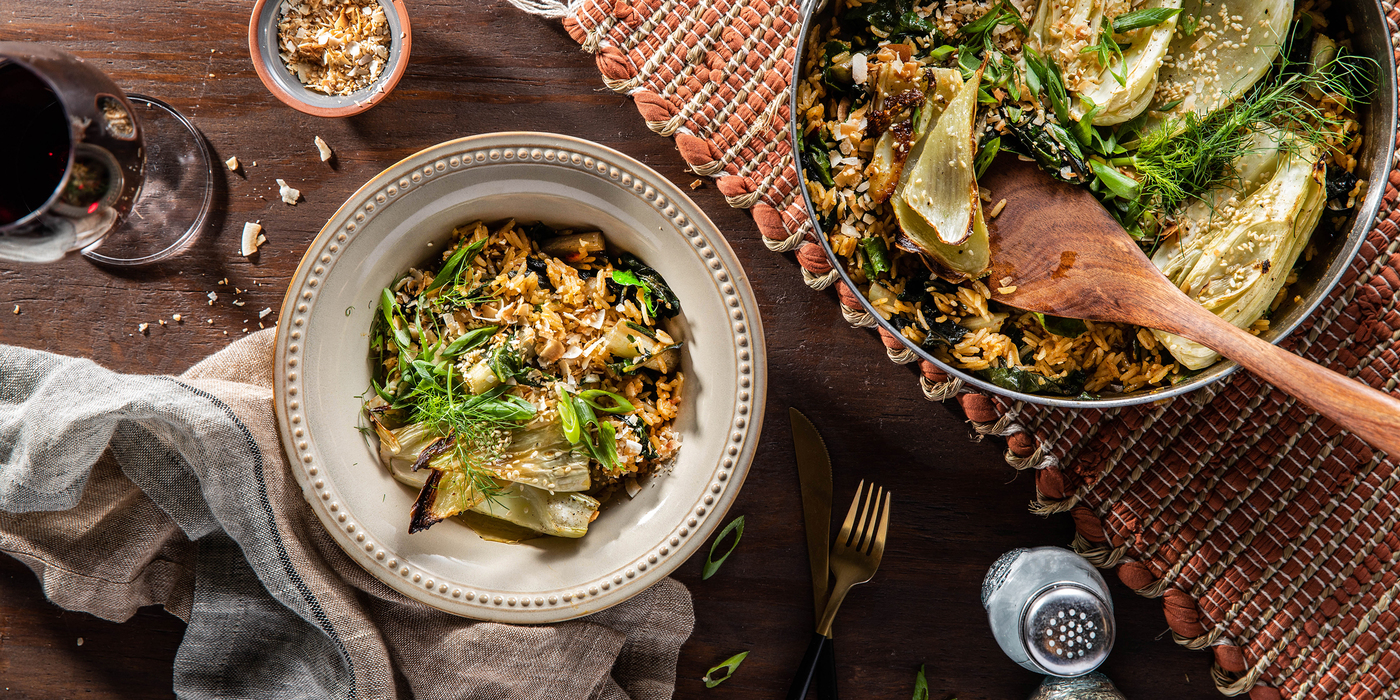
xmin=248 ymin=0 xmax=411 ymax=118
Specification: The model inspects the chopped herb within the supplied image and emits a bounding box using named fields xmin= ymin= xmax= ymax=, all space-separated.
xmin=702 ymin=651 xmax=749 ymax=688
xmin=911 ymin=665 xmax=930 ymax=700
xmin=702 ymin=514 xmax=745 ymax=580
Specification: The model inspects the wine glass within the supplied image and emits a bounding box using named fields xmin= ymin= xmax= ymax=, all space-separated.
xmin=0 ymin=43 xmax=212 ymax=265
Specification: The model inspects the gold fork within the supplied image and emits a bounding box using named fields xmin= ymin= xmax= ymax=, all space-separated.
xmin=786 ymin=481 xmax=891 ymax=700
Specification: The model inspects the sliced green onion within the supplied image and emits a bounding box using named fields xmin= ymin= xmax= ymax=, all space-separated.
xmin=426 ymin=237 xmax=489 ymax=292
xmin=557 ymin=388 xmax=582 ymax=443
xmin=1090 ymin=160 xmax=1141 ymax=200
xmin=911 ymin=665 xmax=929 ymax=700
xmin=975 ymin=136 xmax=1001 ymax=179
xmin=624 ymin=321 xmax=658 ymax=340
xmin=578 ymin=389 xmax=636 ymax=414
xmin=1072 ymin=96 xmax=1102 ymax=150
xmin=702 ymin=515 xmax=745 ymax=580
xmin=596 ymin=420 xmax=619 ymax=471
xmin=1111 ymin=7 xmax=1182 ymax=33
xmin=441 ymin=326 xmax=498 ymax=358
xmin=702 ymin=651 xmax=749 ymax=688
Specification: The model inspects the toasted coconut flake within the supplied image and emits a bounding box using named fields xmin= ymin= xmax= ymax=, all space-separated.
xmin=276 ymin=179 xmax=301 ymax=205
xmin=241 ymin=222 xmax=264 ymax=256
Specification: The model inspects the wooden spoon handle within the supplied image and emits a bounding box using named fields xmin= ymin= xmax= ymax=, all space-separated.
xmin=1184 ymin=312 xmax=1400 ymax=458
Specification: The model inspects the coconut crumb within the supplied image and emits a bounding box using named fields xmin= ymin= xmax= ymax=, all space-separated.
xmin=259 ymin=307 xmax=273 ymax=319
xmin=241 ymin=222 xmax=265 ymax=256
xmin=225 ymin=156 xmax=240 ymax=171
xmin=207 ymin=291 xmax=218 ymax=305
xmin=314 ymin=136 xmax=333 ymax=162
xmin=173 ymin=314 xmax=183 ymax=323
xmin=138 ymin=323 xmax=149 ymax=334
xmin=11 ymin=305 xmax=18 ymax=315
xmin=276 ymin=179 xmax=301 ymax=205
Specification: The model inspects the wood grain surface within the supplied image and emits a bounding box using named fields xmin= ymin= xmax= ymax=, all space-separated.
xmin=0 ymin=2 xmax=1217 ymax=698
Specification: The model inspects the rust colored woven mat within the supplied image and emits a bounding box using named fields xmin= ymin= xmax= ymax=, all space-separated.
xmin=545 ymin=0 xmax=1400 ymax=697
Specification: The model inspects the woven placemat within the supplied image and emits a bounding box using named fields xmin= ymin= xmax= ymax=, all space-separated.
xmin=548 ymin=0 xmax=1400 ymax=697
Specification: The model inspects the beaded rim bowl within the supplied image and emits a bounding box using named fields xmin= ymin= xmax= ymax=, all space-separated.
xmin=271 ymin=132 xmax=767 ymax=622
xmin=788 ymin=0 xmax=1398 ymax=409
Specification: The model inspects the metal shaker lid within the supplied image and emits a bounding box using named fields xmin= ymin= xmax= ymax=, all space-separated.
xmin=1021 ymin=583 xmax=1114 ymax=677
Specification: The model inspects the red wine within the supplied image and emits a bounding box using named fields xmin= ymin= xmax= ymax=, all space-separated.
xmin=0 ymin=61 xmax=71 ymax=226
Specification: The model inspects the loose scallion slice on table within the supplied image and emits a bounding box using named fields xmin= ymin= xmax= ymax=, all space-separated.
xmin=911 ymin=665 xmax=930 ymax=700
xmin=702 ymin=515 xmax=745 ymax=580
xmin=702 ymin=651 xmax=749 ymax=688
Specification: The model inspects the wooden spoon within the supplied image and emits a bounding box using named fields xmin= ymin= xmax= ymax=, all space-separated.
xmin=979 ymin=153 xmax=1400 ymax=457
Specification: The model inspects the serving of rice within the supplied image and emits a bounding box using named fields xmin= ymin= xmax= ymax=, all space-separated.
xmin=364 ymin=219 xmax=684 ymax=537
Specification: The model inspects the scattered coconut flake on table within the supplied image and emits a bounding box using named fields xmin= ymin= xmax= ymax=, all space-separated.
xmin=225 ymin=156 xmax=239 ymax=171
xmin=314 ymin=136 xmax=332 ymax=162
xmin=241 ymin=222 xmax=265 ymax=256
xmin=138 ymin=323 xmax=149 ymax=334
xmin=207 ymin=291 xmax=218 ymax=305
xmin=258 ymin=307 xmax=273 ymax=319
xmin=276 ymin=179 xmax=300 ymax=205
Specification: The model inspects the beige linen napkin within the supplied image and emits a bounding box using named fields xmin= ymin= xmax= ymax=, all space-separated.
xmin=0 ymin=329 xmax=694 ymax=700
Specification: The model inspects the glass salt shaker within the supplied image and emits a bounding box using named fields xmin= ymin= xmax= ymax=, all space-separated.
xmin=981 ymin=546 xmax=1115 ymax=677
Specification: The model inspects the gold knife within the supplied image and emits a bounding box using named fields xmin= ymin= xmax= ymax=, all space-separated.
xmin=789 ymin=408 xmax=838 ymax=700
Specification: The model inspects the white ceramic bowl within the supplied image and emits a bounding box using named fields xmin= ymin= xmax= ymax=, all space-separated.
xmin=272 ymin=133 xmax=766 ymax=622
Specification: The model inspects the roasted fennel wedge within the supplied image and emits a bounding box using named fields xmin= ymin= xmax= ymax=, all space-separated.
xmin=1152 ymin=0 xmax=1290 ymax=120
xmin=1150 ymin=130 xmax=1326 ymax=369
xmin=380 ymin=419 xmax=591 ymax=493
xmin=893 ymin=67 xmax=990 ymax=281
xmin=1030 ymin=0 xmax=1182 ymax=125
xmin=400 ymin=465 xmax=600 ymax=538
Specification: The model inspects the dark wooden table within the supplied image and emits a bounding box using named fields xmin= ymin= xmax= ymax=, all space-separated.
xmin=0 ymin=3 xmax=1219 ymax=698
